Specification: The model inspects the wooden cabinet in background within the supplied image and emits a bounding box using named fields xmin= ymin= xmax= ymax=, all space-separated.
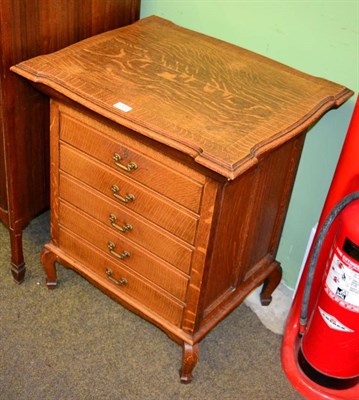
xmin=12 ymin=17 xmax=353 ymax=382
xmin=0 ymin=0 xmax=140 ymax=283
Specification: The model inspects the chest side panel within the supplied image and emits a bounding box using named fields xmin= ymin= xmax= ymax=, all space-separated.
xmin=200 ymin=133 xmax=306 ymax=327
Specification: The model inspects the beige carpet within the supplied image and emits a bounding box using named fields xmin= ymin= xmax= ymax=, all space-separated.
xmin=0 ymin=212 xmax=304 ymax=400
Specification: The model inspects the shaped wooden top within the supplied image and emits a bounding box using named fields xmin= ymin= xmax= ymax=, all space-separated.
xmin=11 ymin=16 xmax=353 ymax=179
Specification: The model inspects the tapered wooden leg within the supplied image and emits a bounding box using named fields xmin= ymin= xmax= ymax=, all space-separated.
xmin=41 ymin=247 xmax=58 ymax=289
xmin=9 ymin=227 xmax=26 ymax=284
xmin=260 ymin=263 xmax=282 ymax=306
xmin=180 ymin=342 xmax=199 ymax=384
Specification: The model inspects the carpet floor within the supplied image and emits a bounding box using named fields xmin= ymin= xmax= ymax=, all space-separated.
xmin=0 ymin=212 xmax=304 ymax=400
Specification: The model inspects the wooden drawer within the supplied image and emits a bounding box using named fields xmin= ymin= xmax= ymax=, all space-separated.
xmin=59 ymin=201 xmax=189 ymax=302
xmin=59 ymin=173 xmax=193 ymax=274
xmin=59 ymin=109 xmax=204 ymax=213
xmin=60 ymin=143 xmax=198 ymax=244
xmin=59 ymin=228 xmax=184 ymax=327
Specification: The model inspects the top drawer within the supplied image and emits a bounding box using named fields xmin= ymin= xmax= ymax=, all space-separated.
xmin=59 ymin=106 xmax=205 ymax=214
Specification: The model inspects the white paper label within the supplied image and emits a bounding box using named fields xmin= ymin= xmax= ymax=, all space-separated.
xmin=113 ymin=102 xmax=132 ymax=113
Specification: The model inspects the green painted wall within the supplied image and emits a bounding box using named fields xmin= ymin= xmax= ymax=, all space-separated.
xmin=140 ymin=0 xmax=359 ymax=288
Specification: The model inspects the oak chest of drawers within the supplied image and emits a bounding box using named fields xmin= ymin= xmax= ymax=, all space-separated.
xmin=12 ymin=16 xmax=353 ymax=382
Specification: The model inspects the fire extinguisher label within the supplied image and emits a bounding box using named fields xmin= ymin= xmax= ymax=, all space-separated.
xmin=324 ymin=248 xmax=359 ymax=313
xmin=318 ymin=307 xmax=354 ymax=332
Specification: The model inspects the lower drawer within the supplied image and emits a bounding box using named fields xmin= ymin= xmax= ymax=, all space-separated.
xmin=60 ymin=173 xmax=193 ymax=274
xmin=59 ymin=201 xmax=189 ymax=302
xmin=59 ymin=228 xmax=185 ymax=327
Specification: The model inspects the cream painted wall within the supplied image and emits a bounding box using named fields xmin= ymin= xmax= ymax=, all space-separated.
xmin=140 ymin=0 xmax=359 ymax=288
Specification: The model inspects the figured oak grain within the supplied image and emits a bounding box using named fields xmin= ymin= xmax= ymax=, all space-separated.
xmin=59 ymin=201 xmax=190 ymax=302
xmin=60 ymin=174 xmax=194 ymax=274
xmin=16 ymin=17 xmax=353 ymax=382
xmin=59 ymin=229 xmax=185 ymax=327
xmin=59 ymin=108 xmax=204 ymax=213
xmin=59 ymin=144 xmax=199 ymax=244
xmin=12 ymin=16 xmax=353 ymax=179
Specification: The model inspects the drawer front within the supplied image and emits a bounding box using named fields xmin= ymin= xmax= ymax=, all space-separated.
xmin=59 ymin=201 xmax=189 ymax=302
xmin=60 ymin=144 xmax=198 ymax=244
xmin=60 ymin=111 xmax=204 ymax=213
xmin=59 ymin=228 xmax=184 ymax=327
xmin=60 ymin=174 xmax=193 ymax=274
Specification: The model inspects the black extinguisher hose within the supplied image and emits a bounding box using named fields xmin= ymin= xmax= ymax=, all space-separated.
xmin=300 ymin=191 xmax=359 ymax=329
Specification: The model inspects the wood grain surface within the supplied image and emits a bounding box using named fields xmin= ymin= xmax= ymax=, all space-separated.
xmin=19 ymin=16 xmax=353 ymax=382
xmin=59 ymin=201 xmax=190 ymax=301
xmin=12 ymin=16 xmax=353 ymax=179
xmin=60 ymin=144 xmax=199 ymax=243
xmin=58 ymin=229 xmax=185 ymax=327
xmin=59 ymin=174 xmax=194 ymax=274
xmin=1 ymin=0 xmax=140 ymax=282
xmin=59 ymin=105 xmax=204 ymax=212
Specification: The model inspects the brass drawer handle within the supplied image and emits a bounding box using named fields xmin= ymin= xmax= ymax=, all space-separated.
xmin=109 ymin=214 xmax=133 ymax=233
xmin=105 ymin=268 xmax=128 ymax=286
xmin=111 ymin=185 xmax=135 ymax=203
xmin=107 ymin=241 xmax=130 ymax=260
xmin=113 ymin=153 xmax=137 ymax=172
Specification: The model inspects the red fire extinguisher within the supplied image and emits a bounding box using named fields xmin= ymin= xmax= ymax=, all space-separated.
xmin=299 ymin=193 xmax=359 ymax=389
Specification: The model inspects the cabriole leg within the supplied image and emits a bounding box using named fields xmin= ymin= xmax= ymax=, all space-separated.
xmin=41 ymin=247 xmax=57 ymax=289
xmin=260 ymin=263 xmax=282 ymax=306
xmin=180 ymin=342 xmax=199 ymax=384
